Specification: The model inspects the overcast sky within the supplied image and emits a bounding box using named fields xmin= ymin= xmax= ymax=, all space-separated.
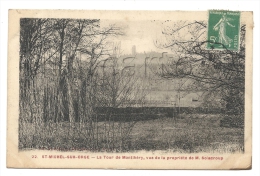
xmin=101 ymin=20 xmax=171 ymax=55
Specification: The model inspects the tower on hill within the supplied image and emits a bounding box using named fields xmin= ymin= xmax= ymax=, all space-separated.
xmin=132 ymin=45 xmax=136 ymax=56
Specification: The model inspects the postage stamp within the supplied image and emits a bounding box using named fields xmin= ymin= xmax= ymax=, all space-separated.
xmin=207 ymin=10 xmax=240 ymax=50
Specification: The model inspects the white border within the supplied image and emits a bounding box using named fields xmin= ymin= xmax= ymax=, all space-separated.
xmin=1 ymin=0 xmax=259 ymax=175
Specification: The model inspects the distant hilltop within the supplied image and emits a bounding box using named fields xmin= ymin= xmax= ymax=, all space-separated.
xmin=119 ymin=46 xmax=176 ymax=66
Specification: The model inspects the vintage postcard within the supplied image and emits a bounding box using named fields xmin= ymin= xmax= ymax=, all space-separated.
xmin=7 ymin=10 xmax=253 ymax=169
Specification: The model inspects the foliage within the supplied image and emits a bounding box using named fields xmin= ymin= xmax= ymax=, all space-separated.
xmin=19 ymin=18 xmax=141 ymax=151
xmin=155 ymin=21 xmax=245 ymax=113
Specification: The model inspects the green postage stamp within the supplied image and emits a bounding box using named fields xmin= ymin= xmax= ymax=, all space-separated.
xmin=207 ymin=10 xmax=240 ymax=50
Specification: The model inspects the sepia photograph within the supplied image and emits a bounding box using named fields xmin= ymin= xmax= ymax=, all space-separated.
xmin=7 ymin=9 xmax=253 ymax=169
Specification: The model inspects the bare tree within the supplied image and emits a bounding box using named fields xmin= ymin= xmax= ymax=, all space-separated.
xmin=20 ymin=18 xmax=58 ymax=124
xmin=19 ymin=18 xmax=127 ymax=151
xmin=155 ymin=21 xmax=245 ymax=114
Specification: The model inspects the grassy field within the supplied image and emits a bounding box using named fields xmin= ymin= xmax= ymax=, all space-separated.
xmin=19 ymin=114 xmax=244 ymax=153
xmin=129 ymin=115 xmax=244 ymax=153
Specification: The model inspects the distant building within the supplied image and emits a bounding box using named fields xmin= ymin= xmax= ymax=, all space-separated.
xmin=118 ymin=46 xmax=206 ymax=108
xmin=132 ymin=45 xmax=136 ymax=56
xmin=76 ymin=46 xmax=207 ymax=108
